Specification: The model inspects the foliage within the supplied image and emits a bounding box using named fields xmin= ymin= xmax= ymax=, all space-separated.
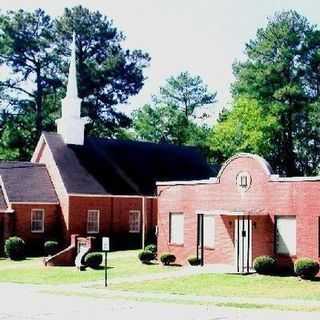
xmin=144 ymin=244 xmax=157 ymax=254
xmin=138 ymin=250 xmax=156 ymax=264
xmin=253 ymin=256 xmax=276 ymax=275
xmin=156 ymin=71 xmax=217 ymax=118
xmin=231 ymin=10 xmax=320 ymax=176
xmin=160 ymin=253 xmax=176 ymax=266
xmin=44 ymin=241 xmax=59 ymax=256
xmin=187 ymin=255 xmax=200 ymax=266
xmin=84 ymin=252 xmax=103 ymax=269
xmin=209 ymin=97 xmax=279 ymax=164
xmin=4 ymin=236 xmax=26 ymax=260
xmin=294 ymin=258 xmax=319 ymax=280
xmin=0 ymin=6 xmax=149 ymax=160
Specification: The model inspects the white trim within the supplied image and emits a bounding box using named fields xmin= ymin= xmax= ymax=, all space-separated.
xmin=69 ymin=193 xmax=157 ymax=199
xmin=11 ymin=202 xmax=59 ymax=205
xmin=270 ymin=175 xmax=320 ymax=182
xmin=31 ymin=134 xmax=69 ymax=197
xmin=31 ymin=208 xmax=45 ymax=233
xmin=0 ymin=175 xmax=11 ymax=210
xmin=169 ymin=212 xmax=184 ymax=245
xmin=129 ymin=210 xmax=141 ymax=234
xmin=87 ymin=209 xmax=100 ymax=234
xmin=157 ymin=178 xmax=217 ymax=186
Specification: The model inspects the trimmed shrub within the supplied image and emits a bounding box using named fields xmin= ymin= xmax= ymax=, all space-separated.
xmin=138 ymin=250 xmax=155 ymax=263
xmin=84 ymin=252 xmax=103 ymax=269
xmin=160 ymin=252 xmax=176 ymax=266
xmin=5 ymin=236 xmax=26 ymax=260
xmin=253 ymin=256 xmax=276 ymax=275
xmin=44 ymin=241 xmax=59 ymax=256
xmin=145 ymin=244 xmax=157 ymax=254
xmin=187 ymin=255 xmax=200 ymax=266
xmin=294 ymin=258 xmax=319 ymax=280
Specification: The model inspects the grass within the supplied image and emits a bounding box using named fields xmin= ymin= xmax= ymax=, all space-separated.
xmin=112 ymin=272 xmax=320 ymax=301
xmin=0 ymin=250 xmax=177 ymax=285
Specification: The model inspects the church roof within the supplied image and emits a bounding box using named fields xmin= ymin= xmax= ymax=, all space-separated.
xmin=43 ymin=132 xmax=214 ymax=196
xmin=0 ymin=162 xmax=58 ymax=203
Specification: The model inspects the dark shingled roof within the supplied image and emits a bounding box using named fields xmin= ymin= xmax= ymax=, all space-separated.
xmin=0 ymin=162 xmax=58 ymax=203
xmin=43 ymin=132 xmax=214 ymax=196
xmin=0 ymin=187 xmax=7 ymax=210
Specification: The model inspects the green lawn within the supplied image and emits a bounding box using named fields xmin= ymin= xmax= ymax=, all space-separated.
xmin=112 ymin=273 xmax=320 ymax=301
xmin=0 ymin=250 xmax=177 ymax=285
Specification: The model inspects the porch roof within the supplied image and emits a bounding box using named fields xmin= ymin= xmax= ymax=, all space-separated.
xmin=196 ymin=209 xmax=268 ymax=216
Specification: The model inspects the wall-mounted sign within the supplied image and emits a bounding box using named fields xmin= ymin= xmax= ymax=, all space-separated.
xmin=236 ymin=171 xmax=252 ymax=192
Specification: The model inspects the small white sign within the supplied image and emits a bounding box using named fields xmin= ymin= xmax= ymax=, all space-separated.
xmin=102 ymin=237 xmax=110 ymax=251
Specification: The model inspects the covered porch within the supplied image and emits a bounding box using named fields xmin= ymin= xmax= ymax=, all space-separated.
xmin=196 ymin=209 xmax=273 ymax=273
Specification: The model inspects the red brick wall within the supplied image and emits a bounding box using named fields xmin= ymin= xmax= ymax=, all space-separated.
xmin=157 ymin=155 xmax=320 ymax=267
xmin=32 ymin=139 xmax=69 ymax=241
xmin=10 ymin=203 xmax=60 ymax=253
xmin=68 ymin=196 xmax=157 ymax=248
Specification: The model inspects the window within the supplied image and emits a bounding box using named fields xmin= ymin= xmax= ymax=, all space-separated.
xmin=31 ymin=209 xmax=44 ymax=233
xmin=240 ymin=175 xmax=248 ymax=187
xmin=129 ymin=210 xmax=141 ymax=233
xmin=276 ymin=216 xmax=296 ymax=255
xmin=169 ymin=212 xmax=184 ymax=245
xmin=87 ymin=210 xmax=99 ymax=234
xmin=203 ymin=215 xmax=215 ymax=248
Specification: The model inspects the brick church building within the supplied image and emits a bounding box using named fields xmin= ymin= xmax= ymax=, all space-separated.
xmin=0 ymin=35 xmax=213 ymax=254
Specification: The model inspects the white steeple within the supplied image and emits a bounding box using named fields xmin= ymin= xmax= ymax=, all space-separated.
xmin=56 ymin=32 xmax=89 ymax=145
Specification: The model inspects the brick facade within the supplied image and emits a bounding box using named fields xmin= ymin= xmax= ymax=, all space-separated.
xmin=157 ymin=154 xmax=320 ymax=269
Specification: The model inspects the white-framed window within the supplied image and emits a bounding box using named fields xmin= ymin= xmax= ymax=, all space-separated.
xmin=203 ymin=215 xmax=215 ymax=248
xmin=129 ymin=210 xmax=141 ymax=233
xmin=31 ymin=209 xmax=44 ymax=233
xmin=169 ymin=212 xmax=184 ymax=245
xmin=87 ymin=210 xmax=100 ymax=234
xmin=276 ymin=216 xmax=296 ymax=256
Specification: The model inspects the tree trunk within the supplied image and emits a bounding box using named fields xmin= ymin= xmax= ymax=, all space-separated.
xmin=35 ymin=66 xmax=43 ymax=140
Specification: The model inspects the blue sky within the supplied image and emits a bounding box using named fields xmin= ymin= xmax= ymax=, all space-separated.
xmin=1 ymin=0 xmax=320 ymax=122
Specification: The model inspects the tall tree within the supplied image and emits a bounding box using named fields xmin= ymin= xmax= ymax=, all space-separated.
xmin=0 ymin=9 xmax=61 ymax=145
xmin=55 ymin=6 xmax=150 ymax=137
xmin=0 ymin=7 xmax=150 ymax=160
xmin=156 ymin=71 xmax=217 ymax=118
xmin=209 ymin=97 xmax=279 ymax=164
xmin=232 ymin=10 xmax=320 ymax=175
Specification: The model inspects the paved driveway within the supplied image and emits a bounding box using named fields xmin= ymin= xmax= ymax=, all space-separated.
xmin=0 ymin=284 xmax=319 ymax=320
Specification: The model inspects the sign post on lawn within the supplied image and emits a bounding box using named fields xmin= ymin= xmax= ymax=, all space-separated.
xmin=102 ymin=237 xmax=110 ymax=287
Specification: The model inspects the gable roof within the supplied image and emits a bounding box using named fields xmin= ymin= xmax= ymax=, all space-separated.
xmin=43 ymin=132 xmax=214 ymax=196
xmin=0 ymin=162 xmax=58 ymax=203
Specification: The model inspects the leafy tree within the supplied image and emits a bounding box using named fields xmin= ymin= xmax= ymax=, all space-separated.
xmin=132 ymin=103 xmax=211 ymax=156
xmin=0 ymin=9 xmax=61 ymax=146
xmin=232 ymin=10 xmax=320 ymax=175
xmin=156 ymin=71 xmax=217 ymax=118
xmin=209 ymin=97 xmax=279 ymax=164
xmin=0 ymin=6 xmax=150 ymax=160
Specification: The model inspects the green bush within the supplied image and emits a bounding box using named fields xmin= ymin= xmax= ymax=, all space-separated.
xmin=145 ymin=244 xmax=157 ymax=254
xmin=5 ymin=236 xmax=26 ymax=260
xmin=253 ymin=256 xmax=276 ymax=275
xmin=294 ymin=258 xmax=319 ymax=280
xmin=160 ymin=252 xmax=176 ymax=266
xmin=187 ymin=255 xmax=200 ymax=266
xmin=138 ymin=250 xmax=155 ymax=263
xmin=44 ymin=241 xmax=59 ymax=256
xmin=84 ymin=252 xmax=103 ymax=269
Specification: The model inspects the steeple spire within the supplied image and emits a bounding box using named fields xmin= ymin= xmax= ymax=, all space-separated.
xmin=66 ymin=32 xmax=78 ymax=98
xmin=56 ymin=32 xmax=89 ymax=145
